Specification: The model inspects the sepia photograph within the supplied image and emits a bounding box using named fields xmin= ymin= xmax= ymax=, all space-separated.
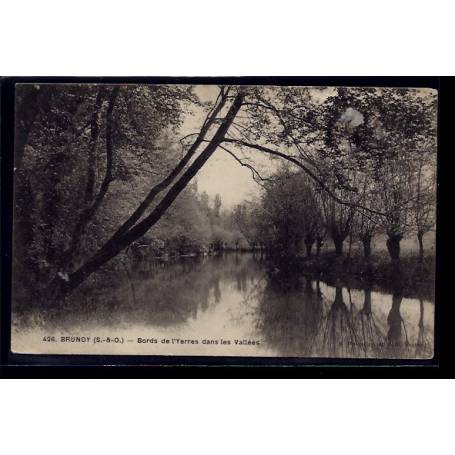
xmin=2 ymin=2 xmax=454 ymax=455
xmin=11 ymin=83 xmax=437 ymax=359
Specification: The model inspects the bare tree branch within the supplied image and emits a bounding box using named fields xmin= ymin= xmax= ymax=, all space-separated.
xmin=219 ymin=144 xmax=272 ymax=186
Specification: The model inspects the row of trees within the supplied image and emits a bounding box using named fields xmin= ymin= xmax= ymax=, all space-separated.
xmin=13 ymin=84 xmax=436 ymax=303
xmin=232 ymin=88 xmax=436 ymax=262
xmin=233 ymin=151 xmax=436 ymax=262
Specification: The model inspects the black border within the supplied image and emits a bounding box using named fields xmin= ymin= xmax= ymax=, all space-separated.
xmin=1 ymin=76 xmax=451 ymax=378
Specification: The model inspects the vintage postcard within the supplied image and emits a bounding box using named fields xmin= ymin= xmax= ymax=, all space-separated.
xmin=10 ymin=83 xmax=437 ymax=359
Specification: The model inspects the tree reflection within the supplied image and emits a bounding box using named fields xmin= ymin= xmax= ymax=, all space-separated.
xmin=357 ymin=284 xmax=385 ymax=357
xmin=256 ymin=267 xmax=323 ymax=357
xmin=40 ymin=253 xmax=263 ymax=330
xmin=213 ymin=276 xmax=222 ymax=303
xmin=415 ymin=296 xmax=432 ymax=358
xmin=383 ymin=285 xmax=412 ymax=358
xmin=319 ymin=284 xmax=361 ymax=357
xmin=255 ymin=268 xmax=433 ymax=359
xmin=26 ymin=253 xmax=434 ymax=360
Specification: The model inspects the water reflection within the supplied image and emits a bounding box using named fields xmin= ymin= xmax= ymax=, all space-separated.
xmin=256 ymin=269 xmax=434 ymax=359
xmin=357 ymin=286 xmax=385 ymax=357
xmin=15 ymin=253 xmax=434 ymax=359
xmin=415 ymin=297 xmax=432 ymax=359
xmin=255 ymin=266 xmax=323 ymax=357
xmin=385 ymin=290 xmax=406 ymax=355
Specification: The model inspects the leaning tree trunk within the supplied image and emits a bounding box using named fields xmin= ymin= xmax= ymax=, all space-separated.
xmin=46 ymin=92 xmax=245 ymax=302
xmin=417 ymin=231 xmax=424 ymax=263
xmin=386 ymin=234 xmax=402 ymax=262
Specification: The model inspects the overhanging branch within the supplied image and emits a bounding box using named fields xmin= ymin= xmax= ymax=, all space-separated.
xmin=218 ymin=144 xmax=272 ymax=186
xmin=222 ymin=138 xmax=387 ymax=217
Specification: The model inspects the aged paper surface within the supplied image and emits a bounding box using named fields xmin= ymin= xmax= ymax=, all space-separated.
xmin=11 ymin=84 xmax=436 ymax=358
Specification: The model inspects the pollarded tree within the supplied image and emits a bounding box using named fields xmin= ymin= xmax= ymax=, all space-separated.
xmin=319 ymin=181 xmax=356 ymax=257
xmin=377 ymin=148 xmax=415 ymax=261
xmin=352 ymin=174 xmax=382 ymax=260
xmin=321 ymin=98 xmax=382 ymax=260
xmin=370 ymin=89 xmax=436 ymax=262
xmin=295 ymin=174 xmax=325 ymax=258
xmin=320 ymin=87 xmax=437 ymax=262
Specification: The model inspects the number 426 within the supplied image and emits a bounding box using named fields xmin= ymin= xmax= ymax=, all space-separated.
xmin=42 ymin=336 xmax=56 ymax=342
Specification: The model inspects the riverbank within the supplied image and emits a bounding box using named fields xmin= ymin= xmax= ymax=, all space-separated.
xmin=294 ymin=251 xmax=435 ymax=300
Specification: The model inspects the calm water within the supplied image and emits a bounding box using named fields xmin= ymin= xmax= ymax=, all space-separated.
xmin=12 ymin=253 xmax=434 ymax=359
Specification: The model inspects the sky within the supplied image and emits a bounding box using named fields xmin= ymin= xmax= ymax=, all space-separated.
xmin=179 ymin=85 xmax=265 ymax=209
xmin=195 ymin=147 xmax=262 ymax=208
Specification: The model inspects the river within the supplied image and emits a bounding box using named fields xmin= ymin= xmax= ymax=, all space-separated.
xmin=12 ymin=253 xmax=435 ymax=359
